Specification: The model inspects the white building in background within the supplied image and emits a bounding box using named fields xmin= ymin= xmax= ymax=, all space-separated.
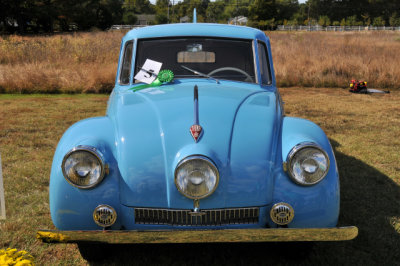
xmin=229 ymin=16 xmax=248 ymax=26
xmin=180 ymin=16 xmax=190 ymax=23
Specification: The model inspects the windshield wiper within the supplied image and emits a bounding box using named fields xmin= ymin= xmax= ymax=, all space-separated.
xmin=181 ymin=65 xmax=220 ymax=84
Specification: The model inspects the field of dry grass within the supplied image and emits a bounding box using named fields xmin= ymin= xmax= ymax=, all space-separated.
xmin=0 ymin=89 xmax=398 ymax=265
xmin=269 ymin=31 xmax=400 ymax=89
xmin=0 ymin=32 xmax=123 ymax=93
xmin=1 ymin=31 xmax=400 ymax=93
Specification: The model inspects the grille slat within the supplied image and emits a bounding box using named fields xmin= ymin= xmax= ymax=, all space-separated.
xmin=134 ymin=207 xmax=259 ymax=226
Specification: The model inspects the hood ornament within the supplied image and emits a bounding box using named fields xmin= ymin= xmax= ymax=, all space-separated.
xmin=190 ymin=85 xmax=203 ymax=142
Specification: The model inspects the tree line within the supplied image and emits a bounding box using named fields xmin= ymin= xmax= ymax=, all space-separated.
xmin=1 ymin=0 xmax=400 ymax=33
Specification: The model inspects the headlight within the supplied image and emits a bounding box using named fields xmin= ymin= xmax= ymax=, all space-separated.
xmin=286 ymin=142 xmax=330 ymax=186
xmin=61 ymin=145 xmax=107 ymax=189
xmin=175 ymin=156 xmax=219 ymax=199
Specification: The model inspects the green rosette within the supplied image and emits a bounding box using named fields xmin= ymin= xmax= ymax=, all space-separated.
xmin=131 ymin=70 xmax=174 ymax=92
xmin=158 ymin=70 xmax=174 ymax=83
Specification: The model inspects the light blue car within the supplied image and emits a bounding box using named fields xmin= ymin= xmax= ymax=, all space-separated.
xmin=38 ymin=17 xmax=357 ymax=260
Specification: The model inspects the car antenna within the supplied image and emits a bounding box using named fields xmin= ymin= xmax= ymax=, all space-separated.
xmin=193 ymin=8 xmax=197 ymax=23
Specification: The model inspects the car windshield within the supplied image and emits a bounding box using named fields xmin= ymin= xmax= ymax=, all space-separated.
xmin=134 ymin=37 xmax=256 ymax=83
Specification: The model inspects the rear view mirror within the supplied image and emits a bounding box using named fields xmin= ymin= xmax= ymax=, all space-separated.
xmin=177 ymin=51 xmax=215 ymax=63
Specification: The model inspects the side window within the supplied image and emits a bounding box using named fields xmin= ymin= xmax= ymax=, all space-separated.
xmin=119 ymin=41 xmax=133 ymax=85
xmin=257 ymin=41 xmax=272 ymax=85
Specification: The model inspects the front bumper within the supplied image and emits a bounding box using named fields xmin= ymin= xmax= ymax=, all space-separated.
xmin=37 ymin=226 xmax=358 ymax=244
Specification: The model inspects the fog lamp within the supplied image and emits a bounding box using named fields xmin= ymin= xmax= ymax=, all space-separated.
xmin=270 ymin=202 xmax=294 ymax=225
xmin=93 ymin=205 xmax=117 ymax=228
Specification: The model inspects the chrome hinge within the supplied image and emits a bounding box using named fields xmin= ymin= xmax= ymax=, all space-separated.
xmin=282 ymin=161 xmax=288 ymax=172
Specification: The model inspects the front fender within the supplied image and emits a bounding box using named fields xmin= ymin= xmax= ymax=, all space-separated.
xmin=49 ymin=117 xmax=122 ymax=230
xmin=281 ymin=117 xmax=334 ymax=160
xmin=271 ymin=117 xmax=340 ymax=228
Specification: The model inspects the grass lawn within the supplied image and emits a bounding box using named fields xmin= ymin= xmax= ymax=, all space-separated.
xmin=0 ymin=88 xmax=399 ymax=265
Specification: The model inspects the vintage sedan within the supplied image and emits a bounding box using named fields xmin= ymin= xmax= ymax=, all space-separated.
xmin=38 ymin=16 xmax=357 ymax=259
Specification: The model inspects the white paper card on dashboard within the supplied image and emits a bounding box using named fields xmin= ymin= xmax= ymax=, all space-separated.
xmin=134 ymin=59 xmax=162 ymax=84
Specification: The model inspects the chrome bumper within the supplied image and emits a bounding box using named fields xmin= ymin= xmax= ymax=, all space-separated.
xmin=37 ymin=226 xmax=358 ymax=244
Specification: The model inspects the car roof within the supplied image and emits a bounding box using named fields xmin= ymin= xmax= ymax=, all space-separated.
xmin=123 ymin=23 xmax=268 ymax=41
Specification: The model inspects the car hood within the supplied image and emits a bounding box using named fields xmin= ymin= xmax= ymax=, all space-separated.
xmin=110 ymin=80 xmax=280 ymax=209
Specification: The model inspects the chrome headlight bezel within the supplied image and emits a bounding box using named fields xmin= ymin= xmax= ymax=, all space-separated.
xmin=174 ymin=155 xmax=220 ymax=200
xmin=61 ymin=145 xmax=107 ymax=189
xmin=286 ymin=142 xmax=330 ymax=186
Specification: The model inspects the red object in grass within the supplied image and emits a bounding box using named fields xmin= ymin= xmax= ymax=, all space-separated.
xmin=349 ymin=80 xmax=367 ymax=93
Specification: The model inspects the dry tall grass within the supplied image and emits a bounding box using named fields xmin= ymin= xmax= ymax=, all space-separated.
xmin=0 ymin=32 xmax=123 ymax=93
xmin=269 ymin=31 xmax=400 ymax=89
xmin=0 ymin=30 xmax=399 ymax=93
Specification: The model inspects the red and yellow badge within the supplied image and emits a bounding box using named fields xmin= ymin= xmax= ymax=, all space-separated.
xmin=190 ymin=124 xmax=203 ymax=142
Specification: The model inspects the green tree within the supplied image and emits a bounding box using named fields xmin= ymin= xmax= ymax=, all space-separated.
xmin=372 ymin=16 xmax=385 ymax=26
xmin=361 ymin=13 xmax=371 ymax=26
xmin=318 ymin=15 xmax=330 ymax=26
xmin=54 ymin=0 xmax=123 ymax=31
xmin=290 ymin=2 xmax=307 ymax=26
xmin=123 ymin=0 xmax=154 ymax=14
xmin=6 ymin=0 xmax=36 ymax=33
xmin=123 ymin=11 xmax=138 ymax=24
xmin=169 ymin=0 xmax=212 ymax=23
xmin=389 ymin=12 xmax=400 ymax=27
xmin=275 ymin=0 xmax=298 ymax=24
xmin=206 ymin=1 xmax=225 ymax=23
xmin=249 ymin=0 xmax=276 ymax=22
xmin=0 ymin=0 xmax=124 ymax=33
xmin=155 ymin=0 xmax=169 ymax=24
xmin=345 ymin=15 xmax=359 ymax=26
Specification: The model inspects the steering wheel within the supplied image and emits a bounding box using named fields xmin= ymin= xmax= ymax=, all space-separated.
xmin=208 ymin=67 xmax=254 ymax=83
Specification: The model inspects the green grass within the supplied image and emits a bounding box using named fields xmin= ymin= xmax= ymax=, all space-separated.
xmin=0 ymin=90 xmax=399 ymax=265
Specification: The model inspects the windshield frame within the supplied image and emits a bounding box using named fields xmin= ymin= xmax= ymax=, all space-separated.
xmin=133 ymin=36 xmax=259 ymax=85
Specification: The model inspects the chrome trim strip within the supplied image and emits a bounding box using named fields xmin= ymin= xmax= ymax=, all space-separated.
xmin=257 ymin=40 xmax=273 ymax=86
xmin=37 ymin=226 xmax=358 ymax=244
xmin=252 ymin=39 xmax=259 ymax=84
xmin=118 ymin=40 xmax=134 ymax=85
xmin=194 ymin=85 xmax=199 ymax=125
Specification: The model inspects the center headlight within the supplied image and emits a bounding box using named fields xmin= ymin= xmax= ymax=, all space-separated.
xmin=62 ymin=145 xmax=107 ymax=189
xmin=286 ymin=142 xmax=330 ymax=186
xmin=175 ymin=156 xmax=219 ymax=199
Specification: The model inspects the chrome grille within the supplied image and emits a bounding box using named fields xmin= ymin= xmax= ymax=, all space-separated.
xmin=134 ymin=207 xmax=259 ymax=226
